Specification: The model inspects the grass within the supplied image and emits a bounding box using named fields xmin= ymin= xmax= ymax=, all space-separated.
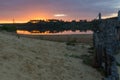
xmin=80 ymin=54 xmax=105 ymax=76
xmin=88 ymin=46 xmax=94 ymax=50
xmin=96 ymin=68 xmax=105 ymax=76
xmin=88 ymin=46 xmax=95 ymax=54
xmin=64 ymin=52 xmax=106 ymax=77
xmin=64 ymin=54 xmax=81 ymax=59
xmin=116 ymin=62 xmax=120 ymax=66
xmin=87 ymin=46 xmax=107 ymax=76
xmin=65 ymin=45 xmax=106 ymax=76
xmin=88 ymin=50 xmax=94 ymax=54
xmin=0 ymin=25 xmax=17 ymax=32
xmin=66 ymin=38 xmax=77 ymax=46
xmin=69 ymin=54 xmax=81 ymax=59
xmin=80 ymin=54 xmax=93 ymax=66
xmin=64 ymin=53 xmax=93 ymax=66
xmin=65 ymin=46 xmax=95 ymax=66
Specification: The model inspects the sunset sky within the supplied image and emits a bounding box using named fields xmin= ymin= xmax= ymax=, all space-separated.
xmin=0 ymin=0 xmax=120 ymax=23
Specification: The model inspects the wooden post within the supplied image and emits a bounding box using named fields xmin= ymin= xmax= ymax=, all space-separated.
xmin=99 ymin=13 xmax=101 ymax=20
xmin=118 ymin=10 xmax=120 ymax=21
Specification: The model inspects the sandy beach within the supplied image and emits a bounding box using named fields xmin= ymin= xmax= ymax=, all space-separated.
xmin=0 ymin=31 xmax=107 ymax=80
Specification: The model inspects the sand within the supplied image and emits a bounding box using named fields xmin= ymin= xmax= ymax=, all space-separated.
xmin=0 ymin=31 xmax=103 ymax=80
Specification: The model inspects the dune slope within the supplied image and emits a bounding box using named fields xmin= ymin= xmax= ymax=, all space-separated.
xmin=0 ymin=32 xmax=102 ymax=80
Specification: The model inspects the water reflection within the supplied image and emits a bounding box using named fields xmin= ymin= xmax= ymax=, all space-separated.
xmin=16 ymin=30 xmax=93 ymax=35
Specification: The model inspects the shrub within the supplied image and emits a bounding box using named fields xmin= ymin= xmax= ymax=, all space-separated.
xmin=0 ymin=25 xmax=17 ymax=32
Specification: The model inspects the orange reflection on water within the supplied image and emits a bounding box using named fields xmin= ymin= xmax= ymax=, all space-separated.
xmin=17 ymin=30 xmax=31 ymax=35
xmin=31 ymin=30 xmax=50 ymax=35
xmin=16 ymin=30 xmax=51 ymax=35
xmin=31 ymin=30 xmax=40 ymax=33
xmin=16 ymin=30 xmax=93 ymax=35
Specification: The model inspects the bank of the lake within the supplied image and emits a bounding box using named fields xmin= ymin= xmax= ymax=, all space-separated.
xmin=18 ymin=34 xmax=93 ymax=43
xmin=16 ymin=30 xmax=93 ymax=43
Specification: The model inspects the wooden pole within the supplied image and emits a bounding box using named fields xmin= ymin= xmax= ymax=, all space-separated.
xmin=99 ymin=13 xmax=101 ymax=20
xmin=118 ymin=10 xmax=120 ymax=21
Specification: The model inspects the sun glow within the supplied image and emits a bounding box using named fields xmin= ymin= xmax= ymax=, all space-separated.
xmin=0 ymin=11 xmax=51 ymax=23
xmin=102 ymin=13 xmax=117 ymax=19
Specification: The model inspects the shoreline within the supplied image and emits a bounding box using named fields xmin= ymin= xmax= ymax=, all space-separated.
xmin=18 ymin=34 xmax=93 ymax=43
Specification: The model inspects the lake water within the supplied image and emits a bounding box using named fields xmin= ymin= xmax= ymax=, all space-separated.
xmin=16 ymin=30 xmax=93 ymax=35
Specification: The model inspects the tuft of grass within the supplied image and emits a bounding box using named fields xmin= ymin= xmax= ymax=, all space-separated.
xmin=87 ymin=46 xmax=95 ymax=54
xmin=96 ymin=68 xmax=105 ymax=76
xmin=88 ymin=46 xmax=94 ymax=50
xmin=80 ymin=54 xmax=93 ymax=66
xmin=2 ymin=55 xmax=9 ymax=60
xmin=116 ymin=62 xmax=120 ymax=66
xmin=64 ymin=54 xmax=81 ymax=59
xmin=79 ymin=54 xmax=90 ymax=59
xmin=69 ymin=54 xmax=81 ymax=59
xmin=80 ymin=54 xmax=106 ymax=76
xmin=66 ymin=42 xmax=75 ymax=46
xmin=64 ymin=54 xmax=69 ymax=57
xmin=81 ymin=45 xmax=85 ymax=48
xmin=88 ymin=50 xmax=94 ymax=54
xmin=66 ymin=39 xmax=77 ymax=46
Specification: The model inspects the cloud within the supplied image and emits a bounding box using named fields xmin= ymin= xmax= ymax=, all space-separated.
xmin=54 ymin=14 xmax=67 ymax=17
xmin=102 ymin=13 xmax=117 ymax=19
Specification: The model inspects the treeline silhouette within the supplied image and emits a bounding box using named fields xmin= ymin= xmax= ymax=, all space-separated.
xmin=17 ymin=19 xmax=93 ymax=33
xmin=0 ymin=19 xmax=95 ymax=33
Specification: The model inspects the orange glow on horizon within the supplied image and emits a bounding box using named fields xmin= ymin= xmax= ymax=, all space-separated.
xmin=0 ymin=20 xmax=28 ymax=23
xmin=0 ymin=10 xmax=53 ymax=23
xmin=102 ymin=13 xmax=117 ymax=19
xmin=0 ymin=9 xmax=81 ymax=23
xmin=0 ymin=17 xmax=47 ymax=23
xmin=0 ymin=12 xmax=117 ymax=23
xmin=0 ymin=9 xmax=91 ymax=23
